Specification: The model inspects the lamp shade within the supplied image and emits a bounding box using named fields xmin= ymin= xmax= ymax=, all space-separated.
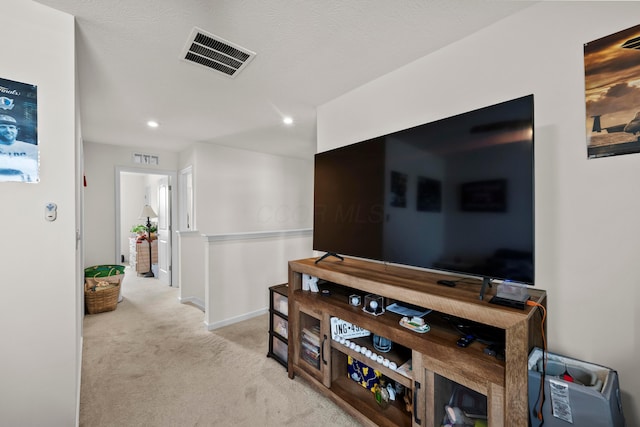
xmin=139 ymin=204 xmax=157 ymax=219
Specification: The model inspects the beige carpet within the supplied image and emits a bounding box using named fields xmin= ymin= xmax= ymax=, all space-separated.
xmin=80 ymin=268 xmax=359 ymax=426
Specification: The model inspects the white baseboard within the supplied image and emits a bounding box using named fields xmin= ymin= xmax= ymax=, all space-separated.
xmin=204 ymin=307 xmax=268 ymax=330
xmin=179 ymin=296 xmax=205 ymax=312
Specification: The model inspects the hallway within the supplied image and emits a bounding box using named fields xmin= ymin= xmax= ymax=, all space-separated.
xmin=79 ymin=269 xmax=353 ymax=426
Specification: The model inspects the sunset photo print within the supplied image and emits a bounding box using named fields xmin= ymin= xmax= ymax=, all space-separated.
xmin=585 ymin=23 xmax=640 ymax=158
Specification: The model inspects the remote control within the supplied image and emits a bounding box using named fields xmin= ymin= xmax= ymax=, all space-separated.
xmin=456 ymin=334 xmax=475 ymax=347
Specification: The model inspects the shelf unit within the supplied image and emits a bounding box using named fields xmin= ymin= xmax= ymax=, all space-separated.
xmin=267 ymin=283 xmax=289 ymax=368
xmin=287 ymin=257 xmax=546 ymax=427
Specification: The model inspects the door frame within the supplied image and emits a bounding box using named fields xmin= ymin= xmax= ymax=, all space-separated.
xmin=178 ymin=165 xmax=194 ymax=231
xmin=115 ymin=166 xmax=179 ymax=287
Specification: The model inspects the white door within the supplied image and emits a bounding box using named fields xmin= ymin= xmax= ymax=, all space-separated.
xmin=157 ymin=177 xmax=171 ymax=284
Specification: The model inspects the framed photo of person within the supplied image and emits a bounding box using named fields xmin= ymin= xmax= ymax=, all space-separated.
xmin=0 ymin=77 xmax=38 ymax=183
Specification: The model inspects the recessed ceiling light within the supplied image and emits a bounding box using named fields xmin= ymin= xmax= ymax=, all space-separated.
xmin=147 ymin=120 xmax=159 ymax=128
xmin=283 ymin=116 xmax=293 ymax=125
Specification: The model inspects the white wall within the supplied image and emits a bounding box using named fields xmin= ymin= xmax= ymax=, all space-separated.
xmin=204 ymin=230 xmax=313 ymax=329
xmin=0 ymin=2 xmax=79 ymax=425
xmin=120 ymin=173 xmax=147 ymax=260
xmin=83 ymin=141 xmax=178 ymax=267
xmin=318 ymin=2 xmax=640 ymax=423
xmin=145 ymin=173 xmax=162 ymax=212
xmin=189 ymin=143 xmax=313 ymax=234
xmin=175 ymin=143 xmax=314 ymax=327
xmin=177 ymin=231 xmax=205 ymax=309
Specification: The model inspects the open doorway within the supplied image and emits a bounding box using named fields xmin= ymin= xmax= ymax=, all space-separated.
xmin=115 ymin=166 xmax=178 ymax=287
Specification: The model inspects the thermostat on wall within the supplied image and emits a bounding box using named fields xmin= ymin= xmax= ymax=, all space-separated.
xmin=45 ymin=202 xmax=57 ymax=221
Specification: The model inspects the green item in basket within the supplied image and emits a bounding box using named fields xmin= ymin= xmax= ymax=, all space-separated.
xmin=84 ymin=264 xmax=125 ymax=278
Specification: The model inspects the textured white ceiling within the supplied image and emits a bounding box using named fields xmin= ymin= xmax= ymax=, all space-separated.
xmin=33 ymin=0 xmax=535 ymax=159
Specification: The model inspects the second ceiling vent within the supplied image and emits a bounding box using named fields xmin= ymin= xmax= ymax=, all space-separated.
xmin=181 ymin=27 xmax=256 ymax=78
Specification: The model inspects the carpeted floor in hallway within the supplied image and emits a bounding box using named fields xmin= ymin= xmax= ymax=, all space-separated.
xmin=79 ymin=268 xmax=359 ymax=426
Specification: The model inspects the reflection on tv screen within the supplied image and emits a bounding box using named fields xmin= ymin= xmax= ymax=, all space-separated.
xmin=314 ymin=95 xmax=534 ymax=285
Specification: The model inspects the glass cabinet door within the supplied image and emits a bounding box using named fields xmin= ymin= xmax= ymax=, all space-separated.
xmin=295 ymin=306 xmax=330 ymax=387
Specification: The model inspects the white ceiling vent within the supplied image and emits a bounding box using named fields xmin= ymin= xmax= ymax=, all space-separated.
xmin=181 ymin=27 xmax=256 ymax=78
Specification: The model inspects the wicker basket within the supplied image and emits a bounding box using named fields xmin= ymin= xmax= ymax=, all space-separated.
xmin=85 ymin=277 xmax=121 ymax=314
xmin=84 ymin=265 xmax=125 ymax=304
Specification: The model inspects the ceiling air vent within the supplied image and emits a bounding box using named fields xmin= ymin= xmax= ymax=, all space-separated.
xmin=181 ymin=27 xmax=256 ymax=78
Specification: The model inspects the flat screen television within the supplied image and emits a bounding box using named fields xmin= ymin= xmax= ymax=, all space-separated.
xmin=313 ymin=94 xmax=534 ymax=286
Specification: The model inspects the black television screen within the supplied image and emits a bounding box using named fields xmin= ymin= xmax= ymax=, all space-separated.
xmin=313 ymin=94 xmax=534 ymax=285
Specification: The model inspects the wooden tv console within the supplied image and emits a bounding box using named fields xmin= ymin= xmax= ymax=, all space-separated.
xmin=287 ymin=257 xmax=546 ymax=427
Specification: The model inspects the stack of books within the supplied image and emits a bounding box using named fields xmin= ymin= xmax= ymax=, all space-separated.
xmin=301 ymin=325 xmax=321 ymax=369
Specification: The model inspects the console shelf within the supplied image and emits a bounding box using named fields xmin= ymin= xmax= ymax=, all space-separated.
xmin=287 ymin=257 xmax=546 ymax=427
xmin=331 ymin=337 xmax=413 ymax=388
xmin=330 ymin=374 xmax=411 ymax=427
